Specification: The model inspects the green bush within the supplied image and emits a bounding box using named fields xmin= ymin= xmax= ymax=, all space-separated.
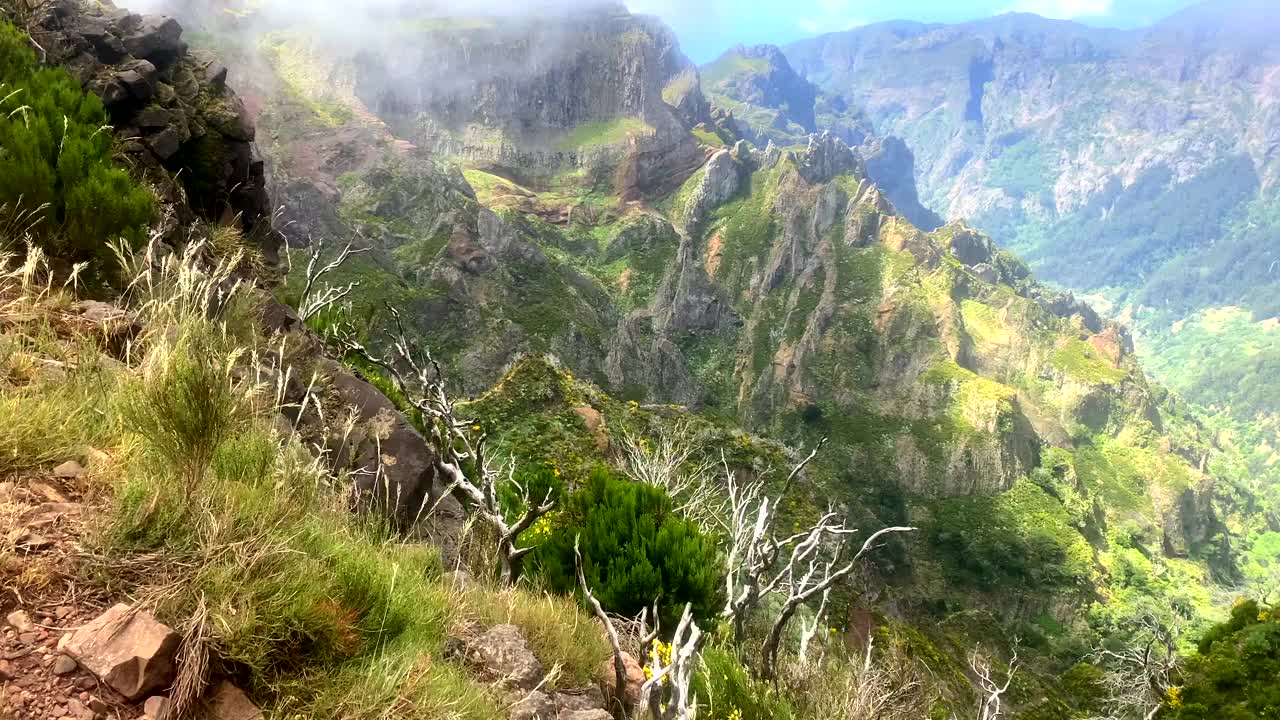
xmin=528 ymin=467 xmax=724 ymax=626
xmin=0 ymin=19 xmax=151 ymax=258
xmin=1160 ymin=599 xmax=1280 ymax=719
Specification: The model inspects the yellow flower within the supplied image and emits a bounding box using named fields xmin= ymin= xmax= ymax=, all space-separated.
xmin=471 ymin=424 xmax=481 ymax=431
xmin=1165 ymin=686 xmax=1183 ymax=709
xmin=553 ymin=468 xmax=561 ymax=477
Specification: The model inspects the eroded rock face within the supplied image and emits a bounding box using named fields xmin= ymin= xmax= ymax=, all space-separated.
xmin=30 ymin=0 xmax=280 ymax=260
xmin=58 ymin=604 xmax=179 ymax=701
xmin=680 ymin=149 xmax=744 ymax=232
xmin=312 ymin=357 xmax=464 ymax=542
xmin=346 ymin=6 xmax=707 ymax=197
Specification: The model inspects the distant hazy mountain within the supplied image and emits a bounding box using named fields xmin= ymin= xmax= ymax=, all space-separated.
xmin=786 ymin=0 xmax=1280 ymax=424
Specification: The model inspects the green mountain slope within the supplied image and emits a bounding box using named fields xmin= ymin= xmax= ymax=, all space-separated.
xmin=785 ymin=1 xmax=1280 ymax=428
xmin=149 ymin=2 xmax=1280 ymax=715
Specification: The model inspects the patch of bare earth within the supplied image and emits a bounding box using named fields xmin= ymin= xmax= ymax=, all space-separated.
xmin=1 ymin=465 xmax=141 ymax=720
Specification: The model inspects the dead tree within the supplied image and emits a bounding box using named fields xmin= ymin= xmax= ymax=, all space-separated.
xmin=970 ymin=643 xmax=1019 ymax=720
xmin=340 ymin=306 xmax=554 ymax=585
xmin=619 ymin=422 xmax=721 ymax=533
xmin=719 ymin=439 xmax=914 ymax=679
xmin=1090 ymin=615 xmax=1179 ymax=720
xmin=721 ymin=440 xmax=826 ymax=647
xmin=289 ymin=239 xmax=368 ymax=322
xmin=759 ymin=523 xmax=916 ymax=680
xmin=638 ymin=603 xmax=704 ymax=720
xmin=575 ymin=536 xmax=633 ymax=720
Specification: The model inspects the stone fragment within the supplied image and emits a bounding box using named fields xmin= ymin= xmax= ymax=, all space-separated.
xmin=147 ymin=126 xmax=183 ymax=160
xmin=117 ymin=59 xmax=158 ymax=101
xmin=597 ymin=652 xmax=645 ymax=709
xmin=15 ymin=531 xmax=53 ymax=553
xmin=143 ymin=695 xmax=170 ymax=720
xmin=66 ymin=698 xmax=95 ymax=720
xmin=52 ymin=655 xmax=78 ymax=675
xmin=507 ymin=689 xmax=555 ymax=720
xmin=553 ymin=687 xmax=606 ymax=714
xmin=137 ymin=106 xmax=172 ymax=130
xmin=53 ymin=460 xmax=85 ymax=479
xmin=59 ymin=604 xmax=180 ymax=701
xmin=122 ymin=16 xmax=184 ymax=63
xmin=462 ymin=624 xmax=544 ymax=690
xmin=202 ymin=681 xmax=263 ymax=720
xmin=6 ymin=610 xmax=34 ymax=633
xmin=561 ymin=711 xmax=613 ymax=720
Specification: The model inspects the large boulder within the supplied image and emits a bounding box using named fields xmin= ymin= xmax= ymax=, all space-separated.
xmin=58 ymin=604 xmax=180 ymax=701
xmin=315 ymin=358 xmax=463 ymax=538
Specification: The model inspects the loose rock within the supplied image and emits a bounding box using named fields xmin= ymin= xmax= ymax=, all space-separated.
xmin=53 ymin=460 xmax=85 ymax=479
xmin=143 ymin=695 xmax=170 ymax=720
xmin=462 ymin=624 xmax=545 ymax=690
xmin=5 ymin=610 xmax=34 ymax=634
xmin=202 ymin=681 xmax=263 ymax=720
xmin=52 ymin=655 xmax=78 ymax=675
xmin=59 ymin=604 xmax=180 ymax=701
xmin=507 ymin=689 xmax=556 ymax=720
xmin=597 ymin=652 xmax=645 ymax=709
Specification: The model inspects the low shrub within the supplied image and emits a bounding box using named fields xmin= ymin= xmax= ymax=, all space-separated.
xmin=0 ymin=19 xmax=152 ymax=262
xmin=528 ymin=467 xmax=724 ymax=627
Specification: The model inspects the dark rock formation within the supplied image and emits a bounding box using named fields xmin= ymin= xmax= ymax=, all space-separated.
xmin=22 ymin=0 xmax=280 ymax=259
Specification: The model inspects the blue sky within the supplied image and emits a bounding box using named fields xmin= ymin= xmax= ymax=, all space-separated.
xmin=630 ymin=0 xmax=1206 ymax=62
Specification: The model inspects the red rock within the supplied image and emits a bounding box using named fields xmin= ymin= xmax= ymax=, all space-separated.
xmin=597 ymin=651 xmax=645 ymax=710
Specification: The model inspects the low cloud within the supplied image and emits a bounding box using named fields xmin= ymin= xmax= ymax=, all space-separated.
xmin=1002 ymin=0 xmax=1115 ymax=19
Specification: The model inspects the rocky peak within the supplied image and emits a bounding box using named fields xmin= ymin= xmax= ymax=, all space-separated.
xmin=20 ymin=0 xmax=279 ymax=257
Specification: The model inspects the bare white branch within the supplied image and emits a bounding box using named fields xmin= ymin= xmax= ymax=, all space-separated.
xmin=970 ymin=643 xmax=1019 ymax=720
xmin=339 ymin=306 xmax=554 ymax=584
xmin=293 ymin=239 xmax=369 ymax=321
xmin=638 ymin=603 xmax=703 ymax=720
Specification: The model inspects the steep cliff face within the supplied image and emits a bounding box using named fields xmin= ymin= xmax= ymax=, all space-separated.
xmin=785 ymin=2 xmax=1280 ymax=425
xmin=346 ymin=5 xmax=707 ymax=199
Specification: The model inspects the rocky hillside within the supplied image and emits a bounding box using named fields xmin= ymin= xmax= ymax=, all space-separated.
xmin=5 ymin=1 xmax=1275 ymax=718
xmin=785 ymin=1 xmax=1280 ymax=430
xmin=699 ymin=45 xmax=943 ymax=231
xmin=160 ymin=0 xmax=1274 ymax=682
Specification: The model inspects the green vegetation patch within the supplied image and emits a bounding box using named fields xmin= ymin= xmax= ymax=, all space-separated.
xmin=928 ymin=480 xmax=1096 ymax=591
xmin=0 ymin=19 xmax=152 ymax=266
xmin=529 ymin=467 xmax=725 ymax=627
xmin=700 ymin=51 xmax=773 ymax=88
xmin=985 ymin=138 xmax=1056 ymax=199
xmin=1051 ymin=338 xmax=1127 ymax=385
xmin=555 ymin=116 xmax=655 ymax=150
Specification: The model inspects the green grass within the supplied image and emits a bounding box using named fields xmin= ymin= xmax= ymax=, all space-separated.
xmin=555 ymin=117 xmax=655 ymax=151
xmin=662 ymin=70 xmax=699 ymax=107
xmin=1051 ymin=339 xmax=1127 ymax=385
xmin=700 ymin=51 xmax=773 ymax=87
xmin=691 ymin=126 xmax=727 ymax=148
